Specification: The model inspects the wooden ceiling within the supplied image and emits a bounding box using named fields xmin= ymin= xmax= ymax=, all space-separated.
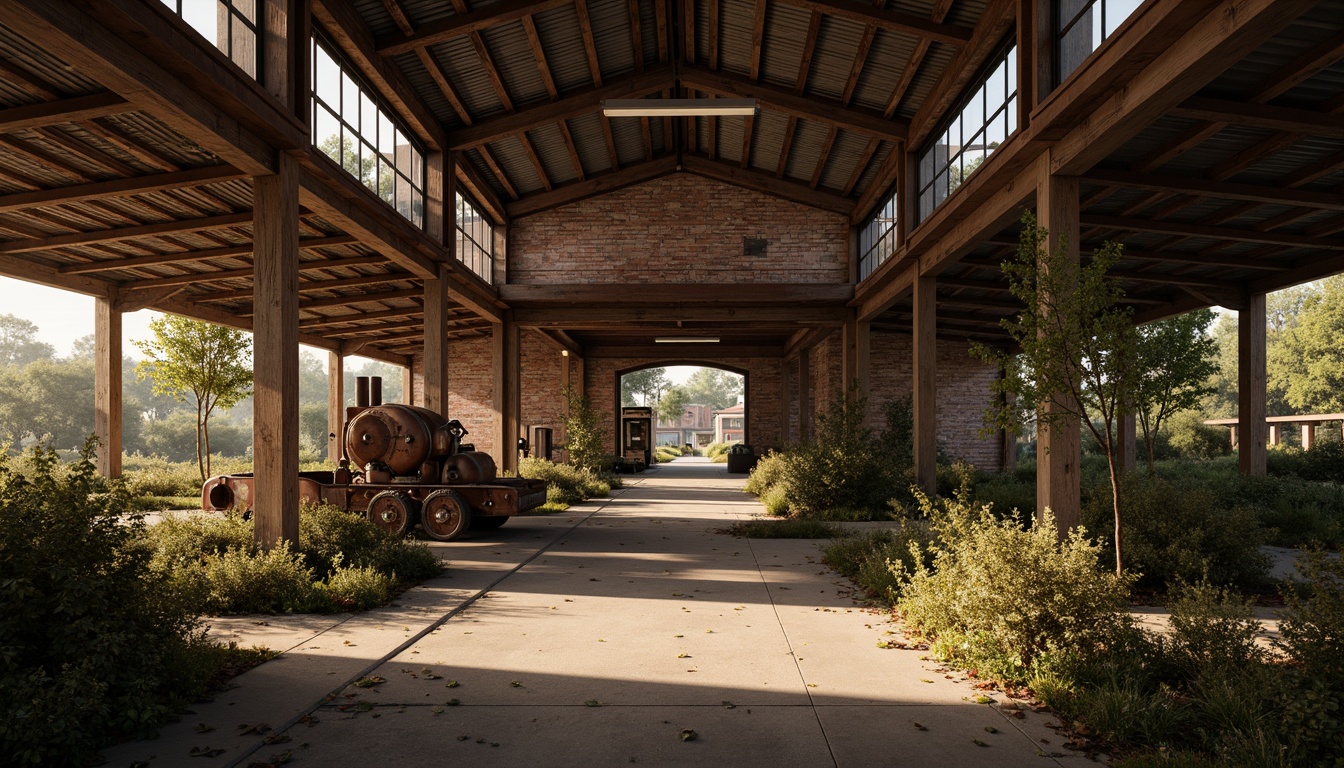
xmin=0 ymin=0 xmax=1340 ymax=360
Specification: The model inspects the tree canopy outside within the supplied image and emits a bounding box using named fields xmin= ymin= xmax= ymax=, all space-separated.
xmin=656 ymin=386 xmax=692 ymax=425
xmin=680 ymin=368 xmax=743 ymax=411
xmin=0 ymin=313 xmax=55 ymax=367
xmin=135 ymin=316 xmax=253 ymax=482
xmin=621 ymin=367 xmax=668 ymax=407
xmin=1133 ymin=309 xmax=1220 ymax=473
xmin=1271 ymin=276 xmax=1344 ymax=413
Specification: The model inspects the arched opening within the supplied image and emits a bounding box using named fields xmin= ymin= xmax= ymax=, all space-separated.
xmin=614 ymin=361 xmax=748 ymax=465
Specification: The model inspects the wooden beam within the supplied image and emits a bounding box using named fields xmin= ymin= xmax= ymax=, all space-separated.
xmin=0 ymin=92 xmax=130 ymax=132
xmin=302 ymin=305 xmax=423 ymax=329
xmin=455 ymin=154 xmax=508 ymax=225
xmin=507 ymin=155 xmax=679 ymax=218
xmin=655 ymin=0 xmax=669 ymax=64
xmin=1036 ymin=171 xmax=1081 ymax=534
xmin=0 ymin=0 xmax=278 ymax=175
xmin=682 ymin=65 xmax=907 ymax=142
xmin=1168 ymin=97 xmax=1344 ymax=137
xmin=253 ymin=154 xmax=301 ymax=546
xmin=493 ymin=315 xmax=521 ymax=472
xmin=520 ymin=133 xmax=553 ymax=191
xmin=500 ymin=282 xmax=853 ymax=306
xmin=708 ymin=0 xmax=720 ymax=69
xmin=577 ymin=0 xmax=604 ymax=85
xmin=448 ymin=68 xmax=673 ymax=149
xmin=1085 ymin=168 xmax=1344 ymax=212
xmin=0 ymin=165 xmax=246 ymax=214
xmin=0 ymin=212 xmax=252 ymax=255
xmin=810 ymin=126 xmax=838 ymax=188
xmin=375 ymin=0 xmax=571 ymax=55
xmin=94 ymin=294 xmax=121 ymax=478
xmin=749 ymin=0 xmax=768 ymax=80
xmin=778 ymin=0 xmax=971 ymax=45
xmin=475 ymin=145 xmax=519 ymax=200
xmin=681 ymin=154 xmax=855 ymax=215
xmin=881 ymin=0 xmax=954 ymax=117
xmin=906 ymin=0 xmax=1015 ymax=147
xmin=326 ymin=351 xmax=344 ymax=463
xmin=59 ymin=236 xmax=358 ymax=274
xmin=585 ymin=344 xmax=786 ymax=359
xmin=1051 ymin=0 xmax=1315 ymax=176
xmin=913 ymin=274 xmax=935 ymax=493
xmin=1081 ymin=214 xmax=1344 ymax=249
xmin=514 ymin=306 xmax=847 ymax=328
xmin=423 ymin=267 xmax=450 ymax=416
xmin=1239 ymin=292 xmax=1267 ymax=475
xmin=521 ymin=14 xmax=559 ymax=99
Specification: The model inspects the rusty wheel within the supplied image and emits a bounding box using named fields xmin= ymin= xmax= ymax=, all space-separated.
xmin=421 ymin=490 xmax=471 ymax=542
xmin=366 ymin=490 xmax=418 ymax=537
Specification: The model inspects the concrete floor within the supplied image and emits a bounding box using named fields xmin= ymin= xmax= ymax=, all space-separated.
xmin=105 ymin=459 xmax=1091 ymax=768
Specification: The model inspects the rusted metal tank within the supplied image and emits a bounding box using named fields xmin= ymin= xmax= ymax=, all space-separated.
xmin=201 ymin=376 xmax=546 ymax=541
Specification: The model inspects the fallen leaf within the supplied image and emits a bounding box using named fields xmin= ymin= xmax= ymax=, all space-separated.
xmin=189 ymin=746 xmax=226 ymax=758
xmin=973 ymin=738 xmax=988 ymax=747
xmin=585 ymin=700 xmax=603 ymax=707
xmin=445 ymin=680 xmax=460 ymax=688
xmin=984 ymin=726 xmax=998 ymax=734
xmin=913 ymin=722 xmax=928 ymax=731
xmin=678 ymin=729 xmax=697 ymax=742
xmin=194 ymin=723 xmax=215 ymax=733
xmin=353 ymin=676 xmax=386 ymax=689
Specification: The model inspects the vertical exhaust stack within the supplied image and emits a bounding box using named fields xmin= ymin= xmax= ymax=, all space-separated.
xmin=356 ymin=376 xmax=370 ymax=407
xmin=370 ymin=376 xmax=383 ymax=406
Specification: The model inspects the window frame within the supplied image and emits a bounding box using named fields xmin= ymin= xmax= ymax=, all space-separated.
xmin=310 ymin=28 xmax=427 ymax=229
xmin=1055 ymin=0 xmax=1143 ymax=85
xmin=858 ymin=186 xmax=899 ymax=282
xmin=158 ymin=0 xmax=261 ymax=80
xmin=915 ymin=38 xmax=1019 ymax=224
xmin=455 ymin=191 xmax=495 ymax=285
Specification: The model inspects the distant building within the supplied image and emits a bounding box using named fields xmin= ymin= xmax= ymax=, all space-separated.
xmin=713 ymin=402 xmax=745 ymax=444
xmin=656 ymin=403 xmax=714 ymax=446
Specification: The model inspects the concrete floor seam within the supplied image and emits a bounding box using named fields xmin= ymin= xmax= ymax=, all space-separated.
xmin=744 ymin=528 xmax=841 ymax=768
xmin=225 ymin=483 xmax=639 ymax=768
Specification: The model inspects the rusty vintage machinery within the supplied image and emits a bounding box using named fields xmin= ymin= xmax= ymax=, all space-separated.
xmin=201 ymin=376 xmax=546 ymax=541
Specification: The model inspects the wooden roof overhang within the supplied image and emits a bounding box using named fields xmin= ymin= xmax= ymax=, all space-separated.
xmin=855 ymin=0 xmax=1344 ymax=347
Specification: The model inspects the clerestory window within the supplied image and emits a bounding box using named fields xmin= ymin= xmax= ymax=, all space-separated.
xmin=158 ymin=0 xmax=259 ymax=79
xmin=917 ymin=42 xmax=1018 ymax=223
xmin=858 ymin=188 xmax=899 ymax=281
xmin=1057 ymin=0 xmax=1144 ymax=84
xmin=311 ymin=31 xmax=426 ymax=228
xmin=455 ymin=192 xmax=494 ymax=284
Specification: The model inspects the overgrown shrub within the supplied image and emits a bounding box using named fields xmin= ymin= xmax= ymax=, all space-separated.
xmin=745 ymin=388 xmax=909 ymax=518
xmin=1279 ymin=546 xmax=1344 ymax=687
xmin=1082 ymin=475 xmax=1272 ymax=590
xmin=899 ymin=489 xmax=1137 ymax=683
xmin=519 ymin=456 xmax=610 ymax=509
xmin=0 ymin=443 xmax=215 ymax=764
xmin=317 ymin=564 xmax=395 ymax=611
xmin=725 ymin=518 xmax=839 ymax=538
xmin=1165 ymin=411 xmax=1232 ymax=460
xmin=561 ymin=387 xmax=607 ymax=472
xmin=201 ymin=542 xmax=316 ymax=614
xmin=822 ymin=525 xmax=932 ymax=603
xmin=1163 ymin=579 xmax=1265 ymax=676
xmin=1268 ymin=439 xmax=1344 ymax=483
xmin=705 ymin=442 xmax=731 ymax=462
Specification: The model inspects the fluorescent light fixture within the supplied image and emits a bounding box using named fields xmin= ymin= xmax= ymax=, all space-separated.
xmin=602 ymin=98 xmax=757 ymax=117
xmin=654 ymin=337 xmax=720 ymax=343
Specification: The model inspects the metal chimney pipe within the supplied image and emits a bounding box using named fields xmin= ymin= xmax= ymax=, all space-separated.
xmin=355 ymin=376 xmax=370 ymax=407
xmin=370 ymin=376 xmax=383 ymax=406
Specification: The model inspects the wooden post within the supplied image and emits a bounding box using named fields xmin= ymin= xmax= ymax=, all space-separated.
xmin=1036 ymin=171 xmax=1081 ymax=534
xmin=94 ymin=294 xmax=121 ymax=478
xmin=326 ymin=350 xmax=343 ymax=464
xmin=402 ymin=364 xmax=414 ymax=406
xmin=493 ymin=221 xmax=507 ymax=286
xmin=1230 ymin=425 xmax=1238 ymax=449
xmin=427 ymin=152 xmax=446 ymax=245
xmin=1302 ymin=422 xmax=1315 ymax=450
xmin=491 ymin=314 xmax=521 ymax=474
xmin=913 ymin=274 xmax=937 ymax=495
xmin=423 ymin=267 xmax=450 ymax=416
xmin=573 ymin=355 xmax=585 ymax=398
xmin=1117 ymin=413 xmax=1137 ymax=474
xmin=798 ymin=347 xmax=812 ymax=441
xmin=253 ymin=153 xmax=301 ymax=547
xmin=1268 ymin=424 xmax=1281 ymax=447
xmin=1238 ymin=293 xmax=1267 ymax=476
xmin=781 ymin=355 xmax=794 ymax=443
xmin=842 ymin=312 xmax=870 ymax=425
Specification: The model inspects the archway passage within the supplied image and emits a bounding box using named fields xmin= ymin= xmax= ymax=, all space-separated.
xmin=617 ymin=363 xmax=748 ymax=465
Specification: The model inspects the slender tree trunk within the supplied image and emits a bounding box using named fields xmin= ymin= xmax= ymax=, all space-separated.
xmin=1107 ymin=454 xmax=1124 ymax=576
xmin=195 ymin=399 xmax=205 ymax=483
xmin=203 ymin=414 xmax=212 ymax=479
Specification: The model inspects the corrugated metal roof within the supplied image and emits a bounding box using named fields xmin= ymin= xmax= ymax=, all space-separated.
xmin=757 ymin=3 xmax=814 ymax=90
xmin=0 ymin=26 xmax=104 ymax=102
xmin=425 ymin=37 xmax=508 ymax=121
xmin=393 ymin=51 xmax=460 ymax=126
xmin=590 ymin=0 xmax=638 ymax=78
xmin=534 ymin=3 xmax=598 ymax=93
xmin=850 ymin=28 xmax=918 ymax=113
xmin=565 ymin=112 xmax=613 ymax=173
xmin=803 ymin=14 xmax=868 ymax=102
xmin=820 ymin=131 xmax=870 ymax=191
xmin=610 ymin=115 xmax=647 ymax=166
xmin=527 ymin=121 xmax=580 ymax=185
xmin=854 ymin=140 xmax=895 ymax=197
xmin=490 ymin=133 xmax=545 ymax=195
xmin=782 ymin=118 xmax=829 ymax=181
xmin=717 ymin=114 xmax=747 ymax=164
xmin=481 ymin=20 xmax=551 ymax=107
xmin=747 ymin=110 xmax=789 ymax=174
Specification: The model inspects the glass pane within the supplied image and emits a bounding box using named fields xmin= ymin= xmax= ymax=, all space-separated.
xmin=316 ymin=106 xmax=340 ymax=159
xmin=315 ymin=44 xmax=340 ymax=106
xmin=342 ymin=72 xmax=359 ymax=123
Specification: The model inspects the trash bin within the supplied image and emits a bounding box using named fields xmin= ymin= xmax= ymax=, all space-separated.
xmin=726 ymin=444 xmax=758 ymax=474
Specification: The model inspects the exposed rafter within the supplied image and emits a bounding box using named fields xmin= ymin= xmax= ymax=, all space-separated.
xmin=777 ymin=0 xmax=972 ymax=45
xmin=681 ymin=154 xmax=855 ymax=215
xmin=0 ymin=92 xmax=130 ymax=132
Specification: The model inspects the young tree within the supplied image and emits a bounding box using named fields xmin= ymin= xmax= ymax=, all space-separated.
xmin=135 ymin=316 xmax=252 ymax=482
xmin=656 ymin=385 xmax=692 ymax=425
xmin=973 ymin=213 xmax=1140 ymax=575
xmin=1133 ymin=309 xmax=1219 ymax=474
xmin=561 ymin=385 xmax=607 ymax=472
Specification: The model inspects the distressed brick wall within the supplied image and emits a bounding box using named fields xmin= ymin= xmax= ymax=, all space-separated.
xmin=584 ymin=358 xmax=785 ymax=454
xmin=519 ymin=332 xmax=570 ymax=446
xmin=867 ymin=330 xmax=1003 ymax=471
xmin=508 ymin=175 xmax=849 ymax=284
xmin=411 ymin=336 xmax=498 ymax=459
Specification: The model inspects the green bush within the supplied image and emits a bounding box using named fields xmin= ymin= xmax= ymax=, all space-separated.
xmin=822 ymin=525 xmax=932 ymax=603
xmin=1083 ymin=475 xmax=1271 ymax=590
xmin=725 ymin=518 xmax=839 ymax=538
xmin=1268 ymin=439 xmax=1344 ymax=483
xmin=1163 ymin=579 xmax=1265 ymax=676
xmin=519 ymin=457 xmax=610 ymax=509
xmin=201 ymin=542 xmax=317 ymax=614
xmin=744 ymin=452 xmax=786 ymax=496
xmin=899 ymin=489 xmax=1137 ymax=683
xmin=1279 ymin=547 xmax=1344 ymax=686
xmin=1165 ymin=411 xmax=1232 ymax=460
xmin=317 ymin=564 xmax=395 ymax=611
xmin=0 ymin=443 xmax=215 ymax=765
